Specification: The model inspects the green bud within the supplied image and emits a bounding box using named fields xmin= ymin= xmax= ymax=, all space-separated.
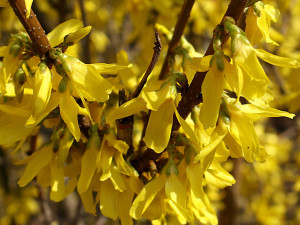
xmin=19 ymin=32 xmax=30 ymax=43
xmin=14 ymin=67 xmax=26 ymax=85
xmin=224 ymin=19 xmax=241 ymax=37
xmin=165 ymin=157 xmax=179 ymax=176
xmin=39 ymin=61 xmax=48 ymax=73
xmin=13 ymin=67 xmax=26 ymax=103
xmin=215 ymin=53 xmax=224 ymax=71
xmin=9 ymin=40 xmax=22 ymax=57
xmin=58 ymin=76 xmax=68 ymax=93
xmin=173 ymin=72 xmax=188 ymax=86
xmin=219 ymin=98 xmax=231 ymax=124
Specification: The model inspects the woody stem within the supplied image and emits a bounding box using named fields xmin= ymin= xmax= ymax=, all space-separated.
xmin=8 ymin=0 xmax=52 ymax=57
xmin=158 ymin=0 xmax=196 ymax=80
xmin=173 ymin=0 xmax=248 ymax=131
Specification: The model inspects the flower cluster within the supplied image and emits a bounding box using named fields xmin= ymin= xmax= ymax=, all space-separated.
xmin=0 ymin=0 xmax=299 ymax=224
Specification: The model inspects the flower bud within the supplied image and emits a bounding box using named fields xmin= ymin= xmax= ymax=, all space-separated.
xmin=58 ymin=76 xmax=68 ymax=93
xmin=9 ymin=40 xmax=22 ymax=57
xmin=13 ymin=67 xmax=26 ymax=103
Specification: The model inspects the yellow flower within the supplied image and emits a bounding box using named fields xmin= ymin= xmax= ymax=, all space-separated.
xmin=225 ymin=19 xmax=299 ymax=105
xmin=194 ymin=96 xmax=294 ymax=163
xmin=246 ymin=2 xmax=280 ymax=46
xmin=200 ymin=57 xmax=226 ymax=129
xmin=108 ymin=76 xmax=178 ymax=153
xmin=0 ymin=40 xmax=22 ymax=94
xmin=32 ymin=62 xmax=52 ymax=117
xmin=130 ymin=173 xmax=166 ymax=219
xmin=186 ymin=162 xmax=218 ymax=225
xmin=77 ymin=135 xmax=99 ymax=194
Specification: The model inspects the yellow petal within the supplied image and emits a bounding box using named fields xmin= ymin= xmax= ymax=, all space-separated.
xmin=186 ymin=163 xmax=217 ymax=225
xmin=18 ymin=144 xmax=53 ymax=187
xmin=25 ymin=0 xmax=33 ymax=18
xmin=1 ymin=44 xmax=21 ymax=94
xmin=223 ymin=133 xmax=242 ymax=158
xmin=50 ymin=156 xmax=65 ymax=202
xmin=64 ymin=177 xmax=77 ymax=197
xmin=142 ymin=190 xmax=166 ymax=221
xmin=37 ymin=165 xmax=51 ymax=188
xmin=255 ymin=49 xmax=300 ymax=68
xmin=141 ymin=80 xmax=176 ymax=110
xmin=245 ymin=7 xmax=262 ymax=45
xmin=264 ymin=4 xmax=280 ymax=22
xmin=205 ymin=160 xmax=235 ymax=188
xmin=64 ymin=26 xmax=92 ymax=45
xmin=80 ymin=187 xmax=96 ymax=215
xmin=240 ymin=104 xmax=295 ymax=120
xmin=58 ymin=128 xmax=74 ymax=167
xmin=165 ymin=173 xmax=190 ymax=224
xmin=236 ymin=46 xmax=269 ymax=82
xmin=99 ymin=143 xmax=114 ymax=181
xmin=225 ymin=60 xmax=243 ymax=100
xmin=47 ymin=19 xmax=83 ymax=47
xmin=65 ymin=56 xmax=112 ymax=102
xmin=99 ymin=179 xmax=120 ymax=220
xmin=26 ymin=91 xmax=60 ymax=127
xmin=130 ymin=173 xmax=166 ymax=219
xmin=106 ymin=132 xmax=128 ymax=154
xmin=59 ymin=92 xmax=81 ymax=141
xmin=144 ymin=100 xmax=174 ymax=153
xmin=107 ymin=97 xmax=147 ymax=121
xmin=188 ymin=55 xmax=213 ymax=72
xmin=194 ymin=119 xmax=228 ymax=163
xmin=32 ymin=65 xmax=52 ymax=116
xmin=228 ymin=108 xmax=259 ymax=162
xmin=174 ymin=107 xmax=199 ymax=145
xmin=77 ymin=142 xmax=98 ymax=193
xmin=115 ymin=152 xmax=135 ymax=176
xmin=110 ymin=165 xmax=127 ymax=192
xmin=92 ymin=63 xmax=132 ymax=75
xmin=119 ymin=189 xmax=134 ymax=225
xmin=200 ymin=62 xmax=226 ymax=129
xmin=257 ymin=9 xmax=279 ymax=46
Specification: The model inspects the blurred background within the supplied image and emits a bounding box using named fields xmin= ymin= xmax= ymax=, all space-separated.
xmin=1 ymin=0 xmax=300 ymax=224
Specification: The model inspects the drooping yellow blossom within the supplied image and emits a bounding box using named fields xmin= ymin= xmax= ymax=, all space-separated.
xmin=225 ymin=18 xmax=299 ymax=105
xmin=246 ymin=1 xmax=280 ymax=46
xmin=194 ymin=96 xmax=294 ymax=163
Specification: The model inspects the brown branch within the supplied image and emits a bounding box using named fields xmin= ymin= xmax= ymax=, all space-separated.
xmin=117 ymin=32 xmax=161 ymax=160
xmin=158 ymin=0 xmax=196 ymax=80
xmin=131 ymin=31 xmax=162 ymax=98
xmin=8 ymin=0 xmax=52 ymax=57
xmin=173 ymin=0 xmax=248 ymax=131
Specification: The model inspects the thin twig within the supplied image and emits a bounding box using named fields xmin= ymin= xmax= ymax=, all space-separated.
xmin=158 ymin=0 xmax=195 ymax=80
xmin=173 ymin=0 xmax=248 ymax=131
xmin=78 ymin=0 xmax=91 ymax=63
xmin=8 ymin=0 xmax=52 ymax=57
xmin=131 ymin=31 xmax=162 ymax=98
xmin=117 ymin=32 xmax=161 ymax=160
